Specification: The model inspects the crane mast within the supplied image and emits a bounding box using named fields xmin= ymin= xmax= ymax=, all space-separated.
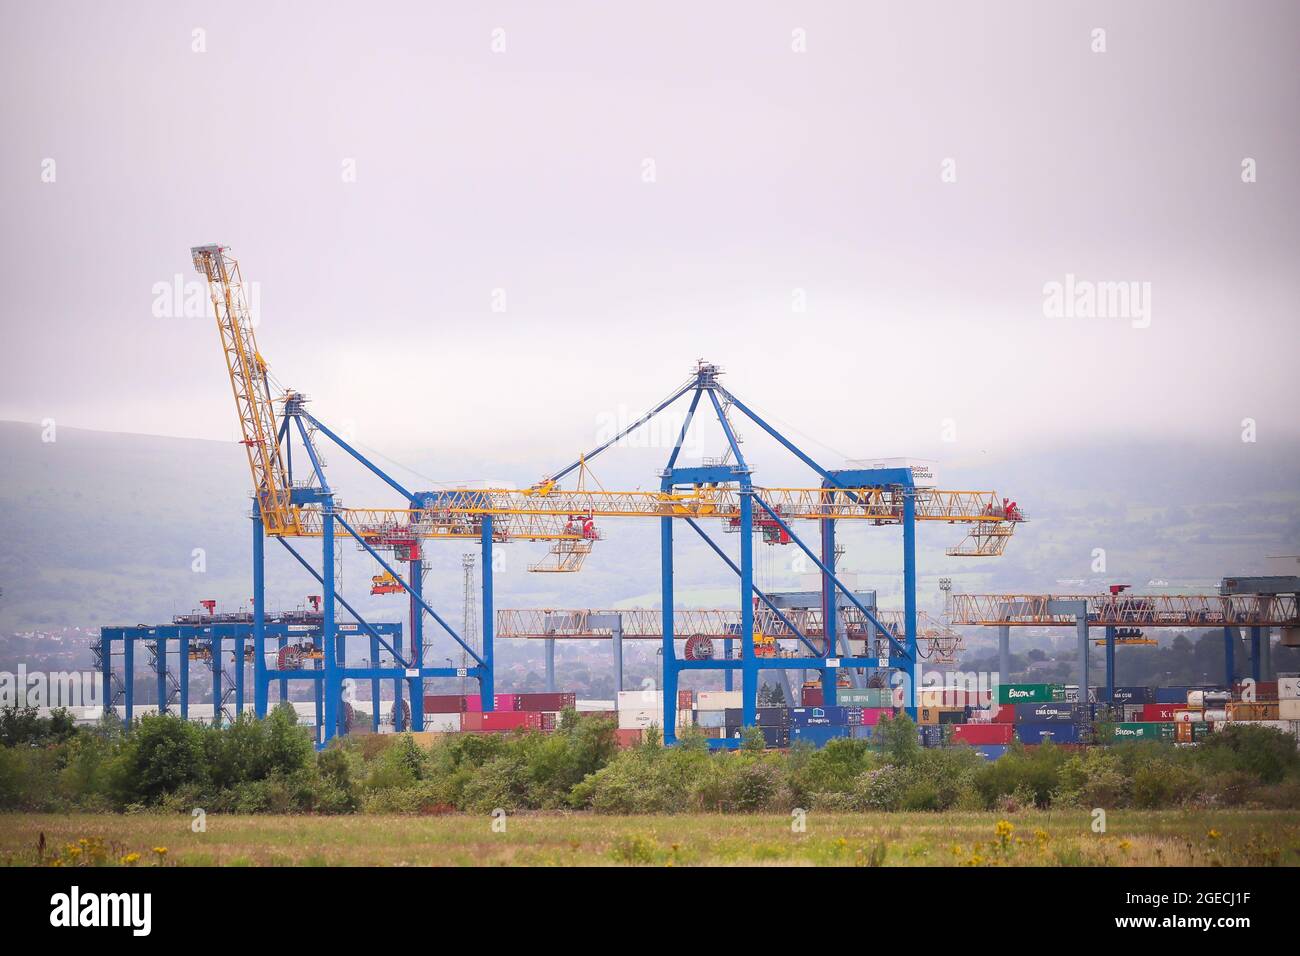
xmin=191 ymin=245 xmax=301 ymax=536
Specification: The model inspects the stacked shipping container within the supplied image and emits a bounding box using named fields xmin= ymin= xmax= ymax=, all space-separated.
xmin=407 ymin=677 xmax=1300 ymax=756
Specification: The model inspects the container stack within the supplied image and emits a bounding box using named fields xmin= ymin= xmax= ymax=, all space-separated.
xmin=1220 ymin=678 xmax=1300 ymax=742
xmin=422 ymin=692 xmax=577 ymax=735
xmin=693 ymin=690 xmax=741 ymax=741
xmin=1101 ymin=687 xmax=1231 ymax=744
xmin=412 ymin=678 xmax=1300 ymax=755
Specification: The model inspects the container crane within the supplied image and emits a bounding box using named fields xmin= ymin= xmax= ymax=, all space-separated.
xmin=194 ymin=248 xmax=1028 ymax=745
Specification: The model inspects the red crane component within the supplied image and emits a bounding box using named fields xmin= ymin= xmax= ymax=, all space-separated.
xmin=683 ymin=633 xmax=715 ymax=660
xmin=200 ymin=599 xmax=217 ymax=615
xmin=563 ymin=514 xmax=599 ymax=540
xmin=726 ymin=507 xmax=791 ymax=545
xmin=370 ymin=572 xmax=404 ymax=595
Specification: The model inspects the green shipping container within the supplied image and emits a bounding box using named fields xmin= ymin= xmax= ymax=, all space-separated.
xmin=836 ymin=688 xmax=891 ymax=707
xmin=996 ymin=683 xmax=1065 ymax=704
xmin=1106 ymin=721 xmax=1176 ymax=742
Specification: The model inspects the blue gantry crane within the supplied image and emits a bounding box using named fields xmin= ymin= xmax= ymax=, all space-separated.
xmin=131 ymin=245 xmax=1027 ymax=747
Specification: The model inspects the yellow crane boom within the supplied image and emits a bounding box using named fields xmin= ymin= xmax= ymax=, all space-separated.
xmin=192 ymin=245 xmax=301 ymax=536
xmin=192 ymin=246 xmax=1025 ymax=563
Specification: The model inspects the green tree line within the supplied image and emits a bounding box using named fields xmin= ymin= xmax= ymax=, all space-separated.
xmin=1 ymin=705 xmax=1297 ymax=814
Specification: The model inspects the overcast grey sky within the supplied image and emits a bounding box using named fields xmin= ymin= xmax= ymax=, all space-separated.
xmin=2 ymin=1 xmax=1297 ymax=473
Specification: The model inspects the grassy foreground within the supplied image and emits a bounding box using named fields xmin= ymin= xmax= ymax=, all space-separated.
xmin=3 ymin=810 xmax=1299 ymax=866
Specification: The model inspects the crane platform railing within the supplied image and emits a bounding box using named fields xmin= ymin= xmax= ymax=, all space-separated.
xmin=949 ymin=592 xmax=1299 ymax=627
xmin=273 ymin=486 xmax=1024 ymax=541
xmin=495 ymin=607 xmax=965 ymax=661
xmin=494 ymin=607 xmax=939 ymax=642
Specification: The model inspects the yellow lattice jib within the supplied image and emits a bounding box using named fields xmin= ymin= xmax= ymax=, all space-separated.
xmin=191 ymin=245 xmax=301 ymax=536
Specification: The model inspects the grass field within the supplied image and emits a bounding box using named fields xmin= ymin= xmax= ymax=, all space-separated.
xmin=3 ymin=810 xmax=1299 ymax=866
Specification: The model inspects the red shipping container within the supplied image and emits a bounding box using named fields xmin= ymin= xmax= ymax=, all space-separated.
xmin=1233 ymin=681 xmax=1279 ymax=701
xmin=861 ymin=707 xmax=892 ymax=726
xmin=974 ymin=705 xmax=1016 ymax=723
xmin=423 ymin=694 xmax=463 ymax=714
xmin=516 ymin=692 xmax=577 ymax=712
xmin=615 ymin=729 xmax=643 ymax=749
xmin=802 ymin=687 xmax=824 ymax=707
xmin=493 ymin=694 xmax=522 ymax=712
xmin=539 ymin=712 xmax=557 ymax=732
xmin=480 ymin=711 xmax=544 ymax=732
xmin=462 ymin=695 xmax=483 ymax=713
xmin=678 ymin=689 xmax=694 ymax=710
xmin=461 ymin=712 xmax=484 ymax=731
xmin=951 ymin=723 xmax=1015 ymax=745
xmin=1141 ymin=703 xmax=1178 ymax=722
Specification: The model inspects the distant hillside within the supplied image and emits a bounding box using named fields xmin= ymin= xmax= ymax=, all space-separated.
xmin=1 ymin=422 xmax=1297 ymax=667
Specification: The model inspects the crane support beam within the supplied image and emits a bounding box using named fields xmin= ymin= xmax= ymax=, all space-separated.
xmin=682 ymin=517 xmax=822 ymax=656
xmin=752 ymin=492 xmax=909 ymax=659
xmin=950 ymin=592 xmax=1298 ymax=627
xmin=333 ymin=513 xmax=485 ymax=668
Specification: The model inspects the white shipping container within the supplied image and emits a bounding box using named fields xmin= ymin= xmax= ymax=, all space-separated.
xmin=1279 ymin=677 xmax=1300 ymax=700
xmin=617 ymin=708 xmax=661 ymax=731
xmin=697 ymin=690 xmax=742 ymax=711
xmin=424 ymin=713 xmax=462 ymax=732
xmin=1279 ymin=698 xmax=1300 ymax=721
xmin=695 ymin=710 xmax=726 ymax=729
xmin=617 ymin=690 xmax=663 ymax=711
xmin=576 ymin=699 xmax=616 ymax=712
xmin=1223 ymin=719 xmax=1294 ymax=733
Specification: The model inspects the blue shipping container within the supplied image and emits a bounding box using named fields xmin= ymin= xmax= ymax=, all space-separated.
xmin=850 ymin=725 xmax=875 ymax=740
xmin=790 ymin=725 xmax=850 ymax=746
xmin=1109 ymin=686 xmax=1156 ymax=704
xmin=760 ymin=726 xmax=790 ymax=748
xmin=1014 ymin=702 xmax=1093 ymax=723
xmin=790 ymin=706 xmax=860 ymax=727
xmin=972 ymin=744 xmax=1009 ymax=761
xmin=918 ymin=726 xmax=946 ymax=747
xmin=1155 ymin=686 xmax=1191 ymax=704
xmin=756 ymin=707 xmax=791 ymax=727
xmin=1016 ymin=722 xmax=1083 ymax=745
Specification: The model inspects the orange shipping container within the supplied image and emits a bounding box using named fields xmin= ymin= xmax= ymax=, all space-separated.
xmin=1227 ymin=701 xmax=1280 ymax=721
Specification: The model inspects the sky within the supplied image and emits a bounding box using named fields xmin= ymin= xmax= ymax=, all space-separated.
xmin=2 ymin=1 xmax=1298 ymax=478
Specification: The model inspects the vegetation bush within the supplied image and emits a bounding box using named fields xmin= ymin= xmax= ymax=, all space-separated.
xmin=0 ymin=704 xmax=1297 ymax=815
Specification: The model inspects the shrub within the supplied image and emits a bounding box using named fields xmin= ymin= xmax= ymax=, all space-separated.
xmin=1131 ymin=759 xmax=1200 ymax=809
xmin=855 ymin=765 xmax=906 ymax=811
xmin=973 ymin=742 xmax=1068 ymax=809
xmin=875 ymin=712 xmax=921 ymax=766
xmin=1056 ymin=748 xmax=1130 ymax=808
xmin=112 ymin=714 xmax=208 ymax=805
xmin=1196 ymin=724 xmax=1299 ymax=784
